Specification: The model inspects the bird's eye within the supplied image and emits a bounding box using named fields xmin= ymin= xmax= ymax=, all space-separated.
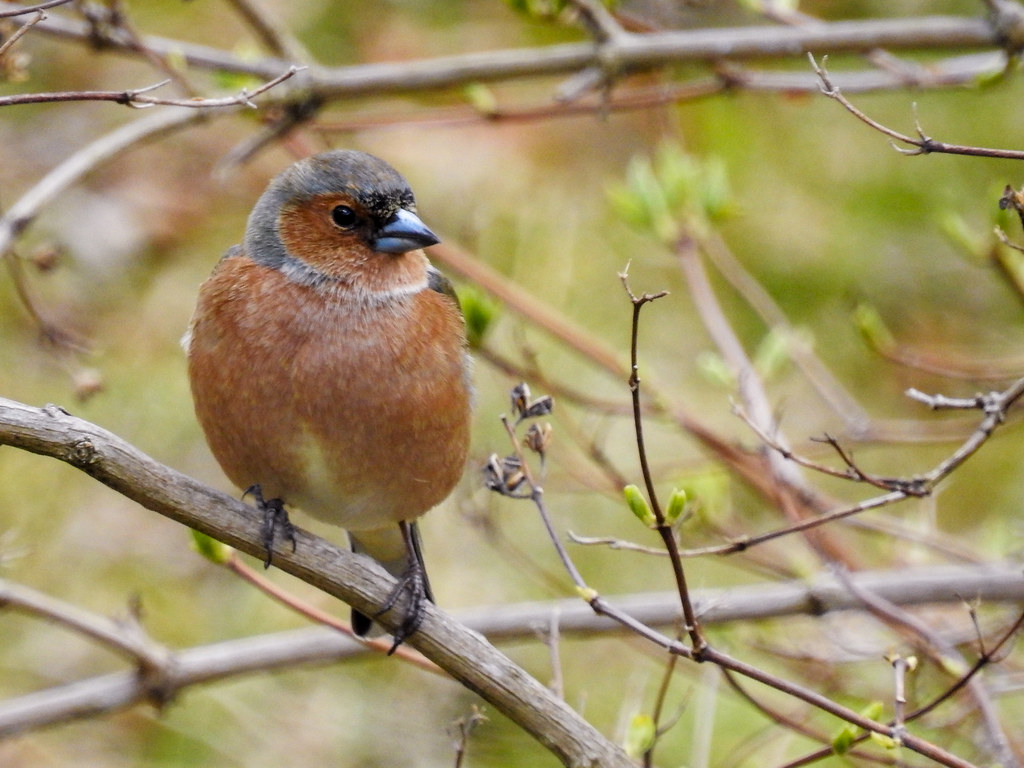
xmin=331 ymin=205 xmax=358 ymax=229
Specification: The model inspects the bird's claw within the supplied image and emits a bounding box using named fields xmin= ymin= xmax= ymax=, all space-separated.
xmin=375 ymin=561 xmax=430 ymax=654
xmin=243 ymin=484 xmax=296 ymax=567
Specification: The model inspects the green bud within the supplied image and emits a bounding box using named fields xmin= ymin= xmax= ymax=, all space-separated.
xmin=975 ymin=66 xmax=1009 ymax=88
xmin=503 ymin=0 xmax=569 ymax=20
xmin=664 ymin=487 xmax=688 ymax=525
xmin=623 ymin=484 xmax=656 ymax=527
xmin=606 ymin=183 xmax=653 ymax=232
xmin=937 ymin=654 xmax=969 ymax=677
xmin=462 ymin=83 xmax=497 ymax=116
xmin=608 ymin=143 xmax=733 ymax=246
xmin=632 ymin=156 xmax=680 ymax=244
xmin=623 ymin=714 xmax=656 ymax=759
xmin=831 ymin=723 xmax=857 ymax=755
xmin=868 ymin=731 xmax=899 ymax=750
xmin=860 ymin=700 xmax=884 ymax=721
xmin=190 ymin=529 xmax=232 ymax=565
xmin=457 ymin=285 xmax=500 ymax=348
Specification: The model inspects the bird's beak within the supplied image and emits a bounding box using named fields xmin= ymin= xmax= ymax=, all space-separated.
xmin=372 ymin=209 xmax=441 ymax=254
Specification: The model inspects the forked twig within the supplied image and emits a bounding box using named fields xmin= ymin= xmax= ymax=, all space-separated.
xmin=811 ymin=53 xmax=1024 ymax=160
xmin=0 ymin=7 xmax=44 ymax=55
xmin=620 ymin=265 xmax=706 ymax=653
xmin=724 ymin=377 xmax=1024 ymax=554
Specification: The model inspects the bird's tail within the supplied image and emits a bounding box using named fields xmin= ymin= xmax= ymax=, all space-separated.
xmin=349 ymin=522 xmax=434 ymax=637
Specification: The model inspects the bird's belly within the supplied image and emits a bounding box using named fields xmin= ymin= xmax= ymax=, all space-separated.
xmin=286 ymin=379 xmax=470 ymax=531
xmin=188 ymin=262 xmax=470 ymax=534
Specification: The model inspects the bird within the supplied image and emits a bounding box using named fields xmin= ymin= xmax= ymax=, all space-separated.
xmin=184 ymin=149 xmax=472 ymax=649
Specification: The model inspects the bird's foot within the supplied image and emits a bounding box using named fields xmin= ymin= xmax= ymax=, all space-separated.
xmin=375 ymin=559 xmax=430 ymax=654
xmin=243 ymin=484 xmax=296 ymax=568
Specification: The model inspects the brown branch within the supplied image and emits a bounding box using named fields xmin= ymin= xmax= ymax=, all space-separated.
xmin=0 ymin=397 xmax=635 ymax=768
xmin=10 ymin=576 xmax=1015 ymax=740
xmin=2 ymin=404 xmax=1017 ymax=768
xmin=2 ymin=4 xmax=1008 ymax=94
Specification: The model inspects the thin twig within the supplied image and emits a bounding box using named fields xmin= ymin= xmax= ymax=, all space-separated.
xmin=0 ymin=65 xmax=303 ymax=109
xmin=832 ymin=566 xmax=1018 ymax=766
xmin=909 ymin=378 xmax=1024 ymax=485
xmin=812 ymin=53 xmax=1024 ymax=159
xmin=684 ymin=490 xmax=908 ymax=556
xmin=719 ymin=668 xmax=873 ymax=764
xmin=703 ymin=645 xmax=980 ymax=768
xmin=1 ymin=238 xmax=86 ymax=354
xmin=448 ymin=706 xmax=487 ymax=768
xmin=0 ymin=7 xmax=44 ymax=56
xmin=568 ymin=532 xmax=668 ymax=556
xmin=620 ymin=265 xmax=706 ymax=652
xmin=0 ymin=0 xmax=68 ymax=17
xmin=890 ymin=654 xmax=911 ymax=744
xmin=223 ymin=552 xmax=439 ymax=672
xmin=783 ymin=609 xmax=1024 ymax=768
xmin=643 ymin=629 xmax=685 ymax=767
xmin=537 ymin=609 xmax=564 ymax=700
xmin=724 ymin=378 xmax=1024 ymax=556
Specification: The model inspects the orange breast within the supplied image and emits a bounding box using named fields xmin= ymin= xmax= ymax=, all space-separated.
xmin=187 ymin=254 xmax=471 ymax=531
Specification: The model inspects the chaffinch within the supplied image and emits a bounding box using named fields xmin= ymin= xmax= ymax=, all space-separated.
xmin=185 ymin=150 xmax=472 ymax=648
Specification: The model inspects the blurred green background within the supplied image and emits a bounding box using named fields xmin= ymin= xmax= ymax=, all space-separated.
xmin=2 ymin=1 xmax=1024 ymax=766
